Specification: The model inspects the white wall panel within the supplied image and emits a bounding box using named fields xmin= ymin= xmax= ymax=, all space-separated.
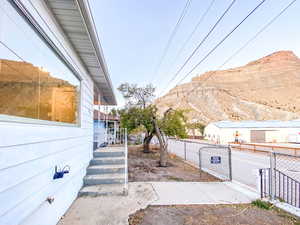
xmin=0 ymin=0 xmax=99 ymax=225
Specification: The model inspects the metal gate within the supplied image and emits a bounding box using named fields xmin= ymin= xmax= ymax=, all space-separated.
xmin=199 ymin=146 xmax=232 ymax=181
xmin=168 ymin=139 xmax=232 ymax=181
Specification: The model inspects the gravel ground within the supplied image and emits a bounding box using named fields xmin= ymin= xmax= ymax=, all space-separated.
xmin=129 ymin=204 xmax=300 ymax=225
xmin=128 ymin=146 xmax=219 ymax=182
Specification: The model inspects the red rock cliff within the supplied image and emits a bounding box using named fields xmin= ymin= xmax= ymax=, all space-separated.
xmin=155 ymin=51 xmax=300 ymax=124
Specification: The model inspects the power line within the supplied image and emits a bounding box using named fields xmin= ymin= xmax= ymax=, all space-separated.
xmin=0 ymin=41 xmax=25 ymax=62
xmin=181 ymin=0 xmax=296 ymax=94
xmin=164 ymin=0 xmax=237 ymax=87
xmin=175 ymin=0 xmax=266 ymax=86
xmin=219 ymin=0 xmax=298 ymax=70
xmin=160 ymin=0 xmax=298 ymax=109
xmin=152 ymin=0 xmax=192 ymax=82
xmin=163 ymin=0 xmax=216 ymax=90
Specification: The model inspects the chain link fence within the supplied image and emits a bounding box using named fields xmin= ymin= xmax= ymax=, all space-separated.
xmin=168 ymin=139 xmax=232 ymax=181
xmin=169 ymin=139 xmax=300 ymax=209
xmin=275 ymin=153 xmax=300 ymax=181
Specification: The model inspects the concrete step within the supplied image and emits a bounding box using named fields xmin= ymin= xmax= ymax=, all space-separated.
xmin=84 ymin=174 xmax=125 ymax=185
xmin=79 ymin=184 xmax=125 ymax=197
xmin=89 ymin=157 xmax=125 ymax=166
xmin=87 ymin=165 xmax=125 ymax=175
xmin=95 ymin=146 xmax=124 ymax=152
xmin=93 ymin=150 xmax=124 ymax=158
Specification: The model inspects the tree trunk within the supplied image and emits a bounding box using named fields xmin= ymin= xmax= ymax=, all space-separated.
xmin=153 ymin=119 xmax=168 ymax=167
xmin=143 ymin=133 xmax=153 ymax=153
xmin=159 ymin=144 xmax=168 ymax=167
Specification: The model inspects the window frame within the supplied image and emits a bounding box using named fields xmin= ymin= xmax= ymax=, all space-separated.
xmin=0 ymin=0 xmax=83 ymax=127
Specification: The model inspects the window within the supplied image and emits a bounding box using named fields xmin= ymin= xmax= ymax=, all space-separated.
xmin=0 ymin=1 xmax=80 ymax=124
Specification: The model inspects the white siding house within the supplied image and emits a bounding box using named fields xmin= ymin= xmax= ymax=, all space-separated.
xmin=0 ymin=1 xmax=116 ymax=225
xmin=204 ymin=120 xmax=300 ymax=145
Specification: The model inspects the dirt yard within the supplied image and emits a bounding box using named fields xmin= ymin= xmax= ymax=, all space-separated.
xmin=129 ymin=204 xmax=300 ymax=225
xmin=128 ymin=145 xmax=219 ymax=182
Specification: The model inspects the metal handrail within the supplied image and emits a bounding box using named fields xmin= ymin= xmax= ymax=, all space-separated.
xmin=275 ymin=168 xmax=300 ymax=185
xmin=259 ymin=168 xmax=270 ymax=198
xmin=260 ymin=167 xmax=300 ymax=208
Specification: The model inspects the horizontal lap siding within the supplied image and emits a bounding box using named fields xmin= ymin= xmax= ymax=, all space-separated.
xmin=0 ymin=0 xmax=97 ymax=225
xmin=0 ymin=82 xmax=94 ymax=225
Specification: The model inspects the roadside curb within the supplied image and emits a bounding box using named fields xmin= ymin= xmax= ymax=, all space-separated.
xmin=270 ymin=200 xmax=300 ymax=218
xmin=226 ymin=181 xmax=300 ymax=218
xmin=224 ymin=181 xmax=259 ymax=200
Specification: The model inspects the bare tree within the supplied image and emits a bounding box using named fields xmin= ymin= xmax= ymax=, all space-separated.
xmin=118 ymin=83 xmax=187 ymax=166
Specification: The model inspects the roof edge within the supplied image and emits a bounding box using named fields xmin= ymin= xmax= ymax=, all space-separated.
xmin=75 ymin=0 xmax=117 ymax=105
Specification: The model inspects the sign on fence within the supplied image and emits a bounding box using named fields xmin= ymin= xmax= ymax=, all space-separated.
xmin=210 ymin=156 xmax=221 ymax=164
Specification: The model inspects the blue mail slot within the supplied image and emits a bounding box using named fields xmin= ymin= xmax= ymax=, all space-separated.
xmin=210 ymin=156 xmax=221 ymax=164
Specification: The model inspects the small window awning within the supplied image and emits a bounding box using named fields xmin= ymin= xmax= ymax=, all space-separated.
xmin=45 ymin=0 xmax=116 ymax=105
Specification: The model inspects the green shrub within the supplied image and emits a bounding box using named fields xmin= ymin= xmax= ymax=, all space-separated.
xmin=251 ymin=199 xmax=273 ymax=210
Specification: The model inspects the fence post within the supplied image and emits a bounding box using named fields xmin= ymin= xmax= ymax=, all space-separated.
xmin=259 ymin=169 xmax=263 ymax=198
xmin=198 ymin=148 xmax=202 ymax=170
xmin=298 ymin=184 xmax=300 ymax=208
xmin=228 ymin=146 xmax=232 ymax=181
xmin=124 ymin=128 xmax=128 ymax=195
xmin=184 ymin=141 xmax=187 ymax=160
xmin=270 ymin=152 xmax=276 ymax=200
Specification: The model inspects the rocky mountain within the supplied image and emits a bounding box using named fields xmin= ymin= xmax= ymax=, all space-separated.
xmin=0 ymin=59 xmax=77 ymax=123
xmin=155 ymin=51 xmax=300 ymax=124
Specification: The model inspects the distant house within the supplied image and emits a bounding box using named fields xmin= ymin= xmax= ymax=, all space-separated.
xmin=0 ymin=1 xmax=116 ymax=225
xmin=204 ymin=120 xmax=300 ymax=144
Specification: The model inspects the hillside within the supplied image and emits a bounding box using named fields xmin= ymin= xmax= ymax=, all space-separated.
xmin=155 ymin=51 xmax=300 ymax=124
xmin=0 ymin=59 xmax=77 ymax=123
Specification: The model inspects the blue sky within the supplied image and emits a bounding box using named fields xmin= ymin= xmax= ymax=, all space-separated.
xmin=90 ymin=0 xmax=300 ymax=106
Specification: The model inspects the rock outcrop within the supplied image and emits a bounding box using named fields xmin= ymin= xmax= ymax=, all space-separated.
xmin=155 ymin=51 xmax=300 ymax=124
xmin=0 ymin=59 xmax=78 ymax=123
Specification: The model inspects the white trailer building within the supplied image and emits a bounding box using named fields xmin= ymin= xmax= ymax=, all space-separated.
xmin=204 ymin=120 xmax=300 ymax=145
xmin=0 ymin=1 xmax=116 ymax=225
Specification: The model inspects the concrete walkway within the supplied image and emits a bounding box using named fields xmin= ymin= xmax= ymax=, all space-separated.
xmin=150 ymin=182 xmax=258 ymax=205
xmin=58 ymin=183 xmax=157 ymax=225
xmin=58 ymin=182 xmax=258 ymax=225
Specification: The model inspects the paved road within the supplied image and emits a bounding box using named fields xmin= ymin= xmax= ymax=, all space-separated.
xmin=231 ymin=150 xmax=268 ymax=189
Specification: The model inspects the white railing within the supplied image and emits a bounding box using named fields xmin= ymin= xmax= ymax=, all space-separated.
xmin=106 ymin=127 xmax=126 ymax=145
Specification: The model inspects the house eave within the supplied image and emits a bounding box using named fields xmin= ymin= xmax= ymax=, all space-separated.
xmin=45 ymin=0 xmax=117 ymax=105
